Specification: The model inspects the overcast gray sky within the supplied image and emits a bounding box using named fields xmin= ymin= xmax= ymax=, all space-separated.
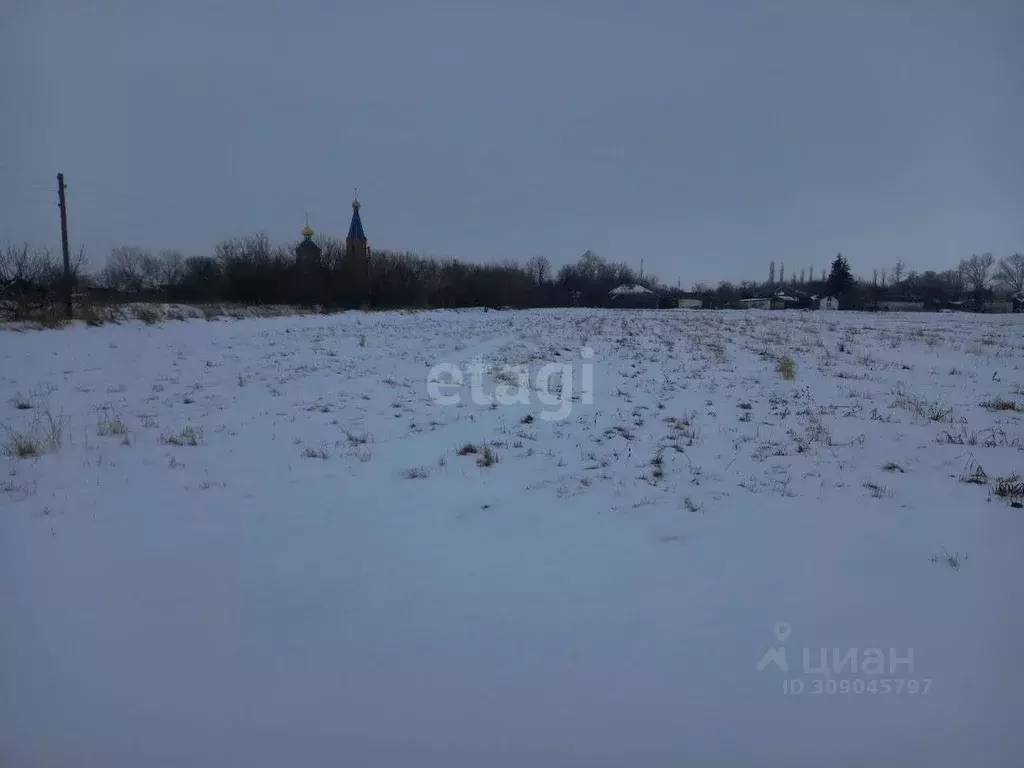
xmin=2 ymin=0 xmax=1021 ymax=287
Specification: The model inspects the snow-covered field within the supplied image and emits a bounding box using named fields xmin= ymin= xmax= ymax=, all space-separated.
xmin=2 ymin=307 xmax=1022 ymax=767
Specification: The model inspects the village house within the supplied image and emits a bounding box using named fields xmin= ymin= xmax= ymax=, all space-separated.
xmin=769 ymin=289 xmax=815 ymax=310
xmin=736 ymin=288 xmax=815 ymax=310
xmin=982 ymin=298 xmax=1015 ymax=313
xmin=675 ymin=296 xmax=703 ymax=309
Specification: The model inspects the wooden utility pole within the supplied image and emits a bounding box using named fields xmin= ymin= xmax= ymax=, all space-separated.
xmin=57 ymin=173 xmax=71 ymax=318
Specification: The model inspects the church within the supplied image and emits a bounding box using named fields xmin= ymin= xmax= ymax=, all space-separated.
xmin=294 ymin=193 xmax=369 ymax=263
xmin=293 ymin=193 xmax=371 ymax=307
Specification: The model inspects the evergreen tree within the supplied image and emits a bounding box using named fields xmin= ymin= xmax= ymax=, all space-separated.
xmin=827 ymin=253 xmax=854 ymax=297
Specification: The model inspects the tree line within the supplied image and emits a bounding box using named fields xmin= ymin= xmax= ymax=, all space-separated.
xmin=2 ymin=235 xmax=1021 ymax=321
xmin=698 ymin=252 xmax=1023 ymax=310
xmin=1 ymin=238 xmax=663 ymax=316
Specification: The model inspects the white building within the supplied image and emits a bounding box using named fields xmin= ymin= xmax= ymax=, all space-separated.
xmin=819 ymin=296 xmax=839 ymax=311
xmin=676 ymin=298 xmax=703 ymax=309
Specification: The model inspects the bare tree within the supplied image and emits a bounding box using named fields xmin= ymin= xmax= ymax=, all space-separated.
xmin=158 ymin=250 xmax=187 ymax=287
xmin=0 ymin=244 xmax=65 ymax=318
xmin=0 ymin=243 xmax=66 ymax=291
xmin=960 ymin=252 xmax=995 ymax=292
xmin=2 ymin=244 xmax=44 ymax=293
xmin=525 ymin=255 xmax=551 ymax=284
xmin=994 ymin=253 xmax=1024 ymax=294
xmin=939 ymin=265 xmax=965 ymax=300
xmin=577 ymin=250 xmax=602 ymax=281
xmin=103 ymin=246 xmax=159 ymax=293
xmin=768 ymin=260 xmax=775 ymax=285
xmin=891 ymin=260 xmax=906 ymax=286
xmin=71 ymin=246 xmax=90 ymax=284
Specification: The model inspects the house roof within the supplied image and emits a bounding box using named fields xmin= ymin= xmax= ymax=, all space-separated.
xmin=609 ymin=284 xmax=656 ymax=296
xmin=774 ymin=288 xmax=813 ymax=301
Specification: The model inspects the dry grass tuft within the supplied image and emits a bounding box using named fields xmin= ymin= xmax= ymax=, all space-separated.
xmin=342 ymin=429 xmax=372 ymax=446
xmin=863 ymin=481 xmax=894 ymax=499
xmin=980 ymin=397 xmax=1022 ymax=412
xmin=776 ymin=357 xmax=796 ymax=380
xmin=160 ymin=426 xmax=203 ymax=446
xmin=301 ymin=444 xmax=331 ymax=460
xmin=2 ymin=406 xmax=69 ymax=458
xmin=891 ymin=384 xmax=954 ymax=423
xmin=929 ymin=546 xmax=965 ymax=570
xmin=994 ymin=474 xmax=1024 ymax=501
xmin=476 ymin=444 xmax=499 ymax=467
xmin=97 ymin=409 xmax=127 ymax=437
xmin=959 ymin=460 xmax=988 ymax=485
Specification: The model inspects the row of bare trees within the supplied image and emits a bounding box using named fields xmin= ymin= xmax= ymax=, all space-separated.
xmin=862 ymin=253 xmax=1023 ymax=309
xmin=755 ymin=252 xmax=1023 ymax=309
xmin=0 ymin=244 xmax=89 ymax=320
xmin=867 ymin=254 xmax=1023 ymax=296
xmin=3 ymin=235 xmax=1021 ymax=320
xmin=14 ymin=237 xmax=657 ymax=311
xmin=766 ymin=253 xmax=1024 ymax=296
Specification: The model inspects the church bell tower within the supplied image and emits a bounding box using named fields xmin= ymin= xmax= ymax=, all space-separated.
xmin=345 ymin=191 xmax=369 ymax=260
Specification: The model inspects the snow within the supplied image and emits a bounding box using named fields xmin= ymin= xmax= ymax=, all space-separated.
xmin=2 ymin=307 xmax=1023 ymax=767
